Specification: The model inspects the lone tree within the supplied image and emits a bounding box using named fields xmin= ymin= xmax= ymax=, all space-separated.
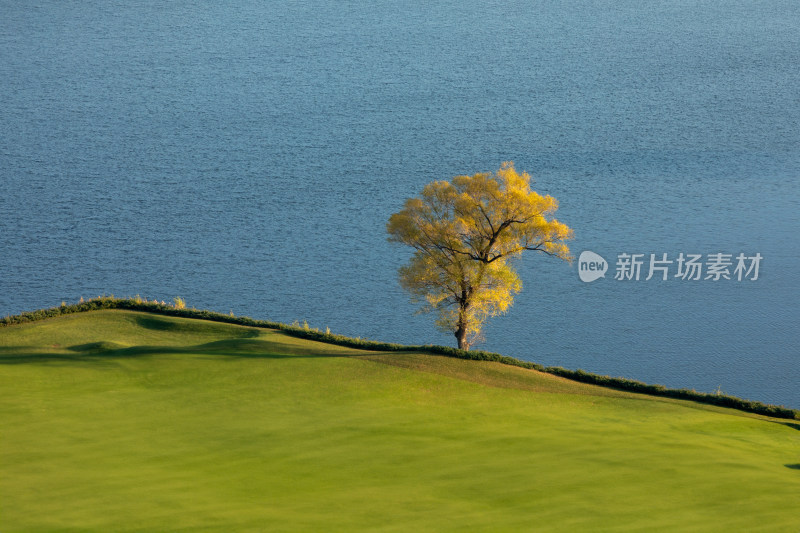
xmin=387 ymin=162 xmax=573 ymax=350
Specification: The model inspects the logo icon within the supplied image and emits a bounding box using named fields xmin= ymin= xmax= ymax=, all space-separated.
xmin=578 ymin=251 xmax=607 ymax=283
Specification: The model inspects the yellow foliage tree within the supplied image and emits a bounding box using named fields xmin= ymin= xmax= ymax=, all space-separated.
xmin=387 ymin=162 xmax=574 ymax=350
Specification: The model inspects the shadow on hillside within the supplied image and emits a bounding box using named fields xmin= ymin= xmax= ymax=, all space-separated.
xmin=133 ymin=315 xmax=260 ymax=338
xmin=772 ymin=422 xmax=800 ymax=433
xmin=786 ymin=464 xmax=800 ymax=470
xmin=0 ymin=338 xmax=355 ymax=364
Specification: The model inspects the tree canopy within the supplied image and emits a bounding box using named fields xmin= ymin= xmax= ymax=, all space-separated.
xmin=387 ymin=162 xmax=573 ymax=350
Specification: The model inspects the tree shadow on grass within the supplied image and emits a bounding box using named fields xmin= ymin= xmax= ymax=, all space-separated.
xmin=786 ymin=464 xmax=800 ymax=470
xmin=0 ymin=338 xmax=357 ymax=365
xmin=133 ymin=315 xmax=261 ymax=338
xmin=771 ymin=422 xmax=800 ymax=433
xmin=189 ymin=340 xmax=356 ymax=361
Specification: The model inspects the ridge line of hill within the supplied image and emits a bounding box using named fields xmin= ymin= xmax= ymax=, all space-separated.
xmin=2 ymin=297 xmax=797 ymax=420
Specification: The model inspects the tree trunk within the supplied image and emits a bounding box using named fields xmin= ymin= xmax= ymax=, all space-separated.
xmin=454 ymin=299 xmax=470 ymax=351
xmin=454 ymin=290 xmax=472 ymax=351
xmin=454 ymin=325 xmax=469 ymax=351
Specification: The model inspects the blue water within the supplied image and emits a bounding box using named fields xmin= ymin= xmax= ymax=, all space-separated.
xmin=1 ymin=1 xmax=798 ymax=407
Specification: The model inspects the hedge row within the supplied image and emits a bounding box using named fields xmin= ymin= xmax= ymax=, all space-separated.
xmin=2 ymin=298 xmax=797 ymax=421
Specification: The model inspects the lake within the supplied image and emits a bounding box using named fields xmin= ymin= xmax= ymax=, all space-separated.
xmin=1 ymin=1 xmax=798 ymax=407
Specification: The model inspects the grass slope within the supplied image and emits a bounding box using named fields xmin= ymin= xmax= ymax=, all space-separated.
xmin=1 ymin=310 xmax=798 ymax=532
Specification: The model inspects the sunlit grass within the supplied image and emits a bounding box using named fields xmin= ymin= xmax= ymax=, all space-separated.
xmin=1 ymin=310 xmax=798 ymax=531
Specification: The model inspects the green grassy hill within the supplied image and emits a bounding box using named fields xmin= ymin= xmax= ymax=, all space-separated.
xmin=1 ymin=309 xmax=798 ymax=531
